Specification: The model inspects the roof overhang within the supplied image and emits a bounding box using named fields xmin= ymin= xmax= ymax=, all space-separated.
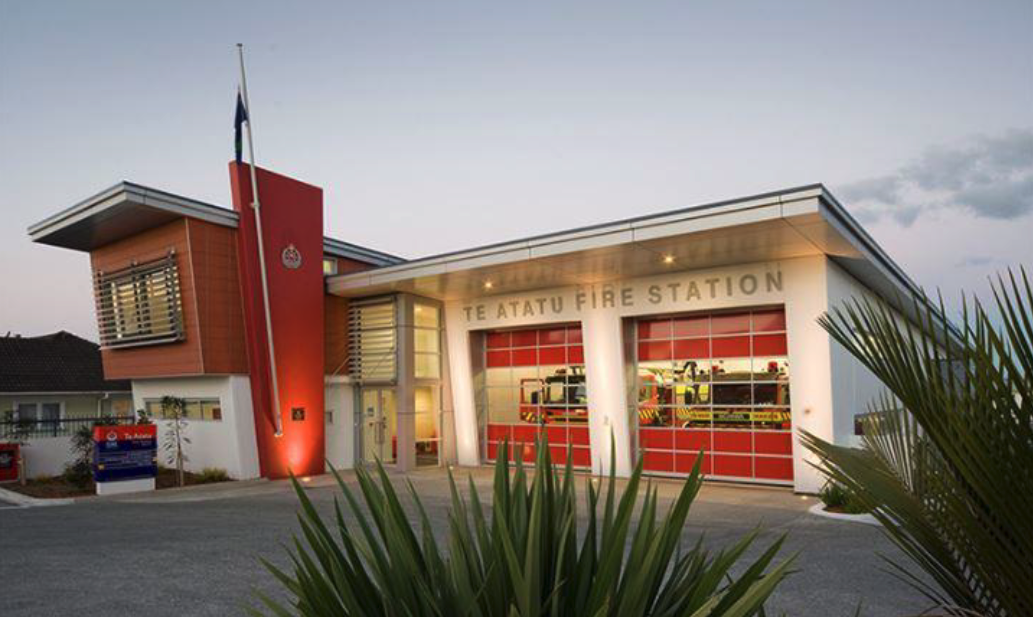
xmin=28 ymin=182 xmax=238 ymax=251
xmin=328 ymin=184 xmax=928 ymax=323
xmin=28 ymin=181 xmax=405 ymax=267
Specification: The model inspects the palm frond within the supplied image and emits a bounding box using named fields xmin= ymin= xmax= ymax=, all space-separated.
xmin=804 ymin=266 xmax=1033 ymax=617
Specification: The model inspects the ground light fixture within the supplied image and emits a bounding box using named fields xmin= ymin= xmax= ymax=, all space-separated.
xmin=663 ymin=254 xmax=675 ymax=264
xmin=483 ymin=280 xmax=494 ymax=290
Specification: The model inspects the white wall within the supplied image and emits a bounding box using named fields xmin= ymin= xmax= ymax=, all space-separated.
xmin=131 ymin=375 xmax=260 ymax=479
xmin=324 ymin=378 xmax=355 ymax=471
xmin=826 ymin=260 xmax=893 ymax=446
xmin=18 ymin=435 xmax=75 ymax=478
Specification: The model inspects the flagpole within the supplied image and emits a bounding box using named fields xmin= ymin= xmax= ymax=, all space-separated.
xmin=237 ymin=43 xmax=284 ymax=438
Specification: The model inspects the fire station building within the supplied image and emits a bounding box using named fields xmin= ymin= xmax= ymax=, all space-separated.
xmin=28 ymin=165 xmax=917 ymax=493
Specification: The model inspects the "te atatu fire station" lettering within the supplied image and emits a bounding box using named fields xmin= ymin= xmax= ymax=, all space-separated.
xmin=463 ymin=267 xmax=783 ymax=323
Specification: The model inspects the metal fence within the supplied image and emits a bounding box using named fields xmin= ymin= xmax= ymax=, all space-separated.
xmin=0 ymin=415 xmax=135 ymax=440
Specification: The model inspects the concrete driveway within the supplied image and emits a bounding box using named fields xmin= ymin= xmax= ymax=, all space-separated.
xmin=0 ymin=467 xmax=929 ymax=616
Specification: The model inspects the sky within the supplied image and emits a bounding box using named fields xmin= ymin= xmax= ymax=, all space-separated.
xmin=1 ymin=1 xmax=1031 ymax=339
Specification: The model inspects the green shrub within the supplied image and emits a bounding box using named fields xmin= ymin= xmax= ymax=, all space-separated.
xmin=818 ymin=481 xmax=868 ymax=514
xmin=195 ymin=467 xmax=230 ymax=484
xmin=251 ymin=440 xmax=795 ymax=616
xmin=62 ymin=424 xmax=95 ymax=488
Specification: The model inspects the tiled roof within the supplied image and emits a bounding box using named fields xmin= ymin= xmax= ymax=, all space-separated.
xmin=0 ymin=331 xmax=131 ymax=394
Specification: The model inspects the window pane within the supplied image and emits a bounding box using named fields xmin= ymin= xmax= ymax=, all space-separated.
xmin=41 ymin=403 xmax=61 ymax=421
xmin=753 ymin=358 xmax=790 ymax=381
xmin=677 ymin=359 xmax=711 ymax=382
xmin=415 ymin=353 xmax=440 ymax=379
xmin=753 ymin=383 xmax=791 ymax=406
xmin=414 ymin=304 xmax=439 ymax=328
xmin=16 ymin=403 xmax=38 ymax=422
xmin=486 ymin=367 xmax=512 ymax=387
xmin=711 ymin=358 xmax=753 ymax=381
xmin=752 ymin=309 xmax=786 ymax=332
xmin=711 ymin=312 xmax=751 ymax=335
xmin=673 ymin=316 xmax=709 ymax=337
xmin=415 ymin=328 xmax=439 ymax=353
xmin=712 ymin=383 xmax=752 ymax=405
xmin=486 ymin=388 xmax=519 ymax=423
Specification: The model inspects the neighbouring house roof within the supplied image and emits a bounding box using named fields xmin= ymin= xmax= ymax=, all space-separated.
xmin=0 ymin=331 xmax=131 ymax=394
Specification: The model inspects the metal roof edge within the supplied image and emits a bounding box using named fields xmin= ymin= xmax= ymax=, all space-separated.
xmin=28 ymin=181 xmax=239 ymax=242
xmin=322 ymin=236 xmax=405 ymax=266
xmin=815 ymin=185 xmax=923 ymax=295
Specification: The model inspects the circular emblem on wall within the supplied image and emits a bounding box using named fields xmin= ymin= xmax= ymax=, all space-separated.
xmin=281 ymin=244 xmax=302 ymax=269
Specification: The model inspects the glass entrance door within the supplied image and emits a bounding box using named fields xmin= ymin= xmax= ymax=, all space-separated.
xmin=414 ymin=386 xmax=441 ymax=467
xmin=361 ymin=388 xmax=397 ymax=465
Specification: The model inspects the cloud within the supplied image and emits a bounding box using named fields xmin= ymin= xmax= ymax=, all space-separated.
xmin=955 ymin=255 xmax=995 ymax=268
xmin=836 ymin=128 xmax=1033 ymax=225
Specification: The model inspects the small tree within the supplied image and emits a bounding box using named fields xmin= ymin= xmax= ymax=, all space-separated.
xmin=135 ymin=407 xmax=153 ymax=425
xmin=1 ymin=409 xmax=32 ymax=445
xmin=64 ymin=424 xmax=95 ymax=488
xmin=160 ymin=396 xmax=190 ymax=487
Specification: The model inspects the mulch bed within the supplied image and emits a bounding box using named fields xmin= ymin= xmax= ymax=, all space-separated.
xmin=1 ymin=468 xmax=230 ymax=499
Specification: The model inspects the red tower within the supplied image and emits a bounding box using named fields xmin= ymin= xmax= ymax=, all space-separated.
xmin=229 ymin=163 xmax=325 ymax=478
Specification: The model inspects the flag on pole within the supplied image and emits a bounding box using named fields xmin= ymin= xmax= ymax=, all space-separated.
xmin=234 ymin=90 xmax=248 ymax=163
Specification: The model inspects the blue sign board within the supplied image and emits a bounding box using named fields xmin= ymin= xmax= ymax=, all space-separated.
xmin=93 ymin=425 xmax=158 ymax=483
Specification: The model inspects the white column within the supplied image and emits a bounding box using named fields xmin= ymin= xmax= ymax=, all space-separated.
xmin=581 ymin=309 xmax=633 ymax=478
xmin=783 ymin=256 xmax=834 ymax=493
xmin=444 ymin=303 xmax=480 ymax=466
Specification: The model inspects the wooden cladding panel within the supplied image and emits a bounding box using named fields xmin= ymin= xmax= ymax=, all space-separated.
xmin=188 ymin=219 xmax=249 ymax=374
xmin=92 ymin=220 xmax=204 ymax=378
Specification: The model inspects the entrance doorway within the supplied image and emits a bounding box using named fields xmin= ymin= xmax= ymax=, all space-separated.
xmin=360 ymin=388 xmax=397 ymax=465
xmin=414 ymin=385 xmax=441 ymax=467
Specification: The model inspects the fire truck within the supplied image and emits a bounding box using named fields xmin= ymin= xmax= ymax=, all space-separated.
xmin=518 ymin=368 xmax=589 ymax=424
xmin=637 ymin=360 xmax=790 ymax=429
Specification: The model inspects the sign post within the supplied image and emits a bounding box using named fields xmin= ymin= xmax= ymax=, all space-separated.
xmin=93 ymin=425 xmax=157 ymax=496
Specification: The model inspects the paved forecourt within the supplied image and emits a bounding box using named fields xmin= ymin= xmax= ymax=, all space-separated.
xmin=0 ymin=468 xmax=928 ymax=616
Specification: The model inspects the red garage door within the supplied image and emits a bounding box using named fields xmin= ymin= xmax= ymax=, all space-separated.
xmin=636 ymin=308 xmax=793 ymax=484
xmin=483 ymin=324 xmax=591 ymax=469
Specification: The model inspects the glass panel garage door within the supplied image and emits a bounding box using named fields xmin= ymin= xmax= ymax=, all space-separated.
xmin=483 ymin=324 xmax=591 ymax=468
xmin=636 ymin=308 xmax=793 ymax=484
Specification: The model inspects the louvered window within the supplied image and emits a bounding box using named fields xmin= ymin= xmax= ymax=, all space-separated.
xmin=348 ymin=299 xmax=397 ymax=382
xmin=94 ymin=253 xmax=184 ymax=349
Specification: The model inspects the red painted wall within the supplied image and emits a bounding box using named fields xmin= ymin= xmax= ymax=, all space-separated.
xmin=229 ymin=163 xmax=325 ymax=478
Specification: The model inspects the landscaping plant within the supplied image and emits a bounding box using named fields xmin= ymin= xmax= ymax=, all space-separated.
xmin=817 ymin=481 xmax=868 ymax=515
xmin=802 ymin=269 xmax=1033 ymax=617
xmin=196 ymin=467 xmax=230 ymax=484
xmin=160 ymin=395 xmax=190 ymax=487
xmin=63 ymin=423 xmax=95 ymax=488
xmin=252 ymin=441 xmax=795 ymax=616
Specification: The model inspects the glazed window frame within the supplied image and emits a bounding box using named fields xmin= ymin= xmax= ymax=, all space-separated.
xmin=94 ymin=253 xmax=184 ymax=349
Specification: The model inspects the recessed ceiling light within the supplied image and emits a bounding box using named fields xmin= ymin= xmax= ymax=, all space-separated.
xmin=483 ymin=281 xmax=494 ymax=290
xmin=663 ymin=255 xmax=675 ymax=264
